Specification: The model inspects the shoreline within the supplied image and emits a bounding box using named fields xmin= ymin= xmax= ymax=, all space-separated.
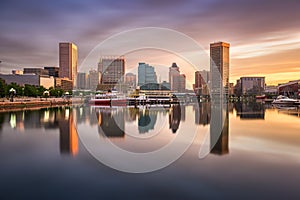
xmin=0 ymin=98 xmax=84 ymax=112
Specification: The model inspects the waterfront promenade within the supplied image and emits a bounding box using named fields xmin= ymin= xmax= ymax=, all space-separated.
xmin=0 ymin=97 xmax=83 ymax=112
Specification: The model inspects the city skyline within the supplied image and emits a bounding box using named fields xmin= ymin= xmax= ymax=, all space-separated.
xmin=0 ymin=0 xmax=299 ymax=86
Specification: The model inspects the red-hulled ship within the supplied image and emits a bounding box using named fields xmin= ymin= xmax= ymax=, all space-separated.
xmin=89 ymin=92 xmax=127 ymax=106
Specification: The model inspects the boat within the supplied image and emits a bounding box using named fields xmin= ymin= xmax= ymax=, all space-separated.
xmin=273 ymin=104 xmax=298 ymax=110
xmin=256 ymin=94 xmax=266 ymax=99
xmin=271 ymin=95 xmax=298 ymax=105
xmin=89 ymin=91 xmax=127 ymax=106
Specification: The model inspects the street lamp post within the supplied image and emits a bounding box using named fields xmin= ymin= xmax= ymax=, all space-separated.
xmin=43 ymin=90 xmax=49 ymax=101
xmin=9 ymin=88 xmax=16 ymax=102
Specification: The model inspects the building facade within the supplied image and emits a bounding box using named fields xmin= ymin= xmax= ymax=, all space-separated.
xmin=77 ymin=72 xmax=88 ymax=89
xmin=161 ymin=81 xmax=171 ymax=90
xmin=98 ymin=57 xmax=125 ymax=84
xmin=39 ymin=76 xmax=55 ymax=89
xmin=194 ymin=70 xmax=210 ymax=96
xmin=0 ymin=74 xmax=54 ymax=89
xmin=88 ymin=69 xmax=100 ymax=90
xmin=138 ymin=62 xmax=157 ymax=87
xmin=23 ymin=68 xmax=49 ymax=76
xmin=125 ymin=73 xmax=136 ymax=89
xmin=55 ymin=78 xmax=73 ymax=91
xmin=44 ymin=66 xmax=59 ymax=77
xmin=240 ymin=77 xmax=265 ymax=95
xmin=12 ymin=70 xmax=23 ymax=75
xmin=210 ymin=42 xmax=230 ymax=100
xmin=59 ymin=42 xmax=78 ymax=86
xmin=278 ymin=80 xmax=299 ymax=97
xmin=169 ymin=63 xmax=186 ymax=92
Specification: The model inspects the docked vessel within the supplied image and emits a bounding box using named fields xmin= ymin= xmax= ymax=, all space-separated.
xmin=89 ymin=92 xmax=127 ymax=106
xmin=256 ymin=94 xmax=266 ymax=100
xmin=271 ymin=95 xmax=298 ymax=105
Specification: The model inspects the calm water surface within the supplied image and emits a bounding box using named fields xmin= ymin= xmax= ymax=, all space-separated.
xmin=0 ymin=102 xmax=300 ymax=199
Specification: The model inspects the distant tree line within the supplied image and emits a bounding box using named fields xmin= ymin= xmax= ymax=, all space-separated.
xmin=0 ymin=78 xmax=66 ymax=98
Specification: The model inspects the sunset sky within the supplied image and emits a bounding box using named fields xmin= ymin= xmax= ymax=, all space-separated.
xmin=0 ymin=0 xmax=300 ymax=86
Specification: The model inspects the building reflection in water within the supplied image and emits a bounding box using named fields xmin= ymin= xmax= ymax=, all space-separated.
xmin=94 ymin=105 xmax=184 ymax=136
xmin=210 ymin=103 xmax=229 ymax=155
xmin=194 ymin=102 xmax=211 ymax=126
xmin=4 ymin=107 xmax=80 ymax=156
xmin=96 ymin=107 xmax=125 ymax=138
xmin=169 ymin=104 xmax=182 ymax=133
xmin=138 ymin=108 xmax=157 ymax=134
xmin=125 ymin=107 xmax=138 ymax=122
xmin=0 ymin=113 xmax=4 ymax=133
xmin=235 ymin=102 xmax=265 ymax=119
xmin=9 ymin=111 xmax=24 ymax=130
xmin=58 ymin=108 xmax=78 ymax=156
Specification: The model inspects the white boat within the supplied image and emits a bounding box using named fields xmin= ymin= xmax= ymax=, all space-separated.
xmin=272 ymin=104 xmax=298 ymax=110
xmin=89 ymin=91 xmax=127 ymax=106
xmin=272 ymin=95 xmax=298 ymax=105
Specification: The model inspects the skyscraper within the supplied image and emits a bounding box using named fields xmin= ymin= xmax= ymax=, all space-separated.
xmin=169 ymin=63 xmax=186 ymax=92
xmin=88 ymin=69 xmax=100 ymax=90
xmin=98 ymin=57 xmax=125 ymax=84
xmin=137 ymin=62 xmax=157 ymax=86
xmin=77 ymin=72 xmax=88 ymax=89
xmin=195 ymin=70 xmax=210 ymax=96
xmin=210 ymin=42 xmax=230 ymax=156
xmin=210 ymin=42 xmax=230 ymax=100
xmin=59 ymin=42 xmax=78 ymax=86
xmin=125 ymin=73 xmax=136 ymax=88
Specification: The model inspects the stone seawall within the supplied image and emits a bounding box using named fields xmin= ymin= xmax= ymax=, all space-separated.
xmin=0 ymin=99 xmax=83 ymax=112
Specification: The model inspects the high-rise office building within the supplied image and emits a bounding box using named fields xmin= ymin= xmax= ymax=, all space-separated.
xmin=138 ymin=62 xmax=157 ymax=86
xmin=125 ymin=73 xmax=136 ymax=88
xmin=169 ymin=63 xmax=186 ymax=92
xmin=210 ymin=42 xmax=230 ymax=99
xmin=77 ymin=72 xmax=88 ymax=89
xmin=98 ymin=57 xmax=125 ymax=84
xmin=88 ymin=69 xmax=100 ymax=90
xmin=195 ymin=71 xmax=204 ymax=90
xmin=169 ymin=63 xmax=179 ymax=87
xmin=59 ymin=42 xmax=78 ymax=86
xmin=209 ymin=42 xmax=230 ymax=156
xmin=195 ymin=70 xmax=210 ymax=96
xmin=195 ymin=70 xmax=210 ymax=87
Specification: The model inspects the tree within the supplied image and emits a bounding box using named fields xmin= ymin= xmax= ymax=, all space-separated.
xmin=0 ymin=78 xmax=6 ymax=97
xmin=6 ymin=82 xmax=22 ymax=96
xmin=49 ymin=88 xmax=64 ymax=97
xmin=24 ymin=84 xmax=38 ymax=97
xmin=36 ymin=86 xmax=46 ymax=96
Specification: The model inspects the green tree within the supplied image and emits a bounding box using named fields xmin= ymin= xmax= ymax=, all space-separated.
xmin=24 ymin=84 xmax=38 ymax=97
xmin=36 ymin=86 xmax=46 ymax=96
xmin=6 ymin=82 xmax=22 ymax=96
xmin=0 ymin=78 xmax=6 ymax=97
xmin=49 ymin=87 xmax=64 ymax=97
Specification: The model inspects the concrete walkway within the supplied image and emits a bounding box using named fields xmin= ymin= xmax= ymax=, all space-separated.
xmin=0 ymin=97 xmax=84 ymax=111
